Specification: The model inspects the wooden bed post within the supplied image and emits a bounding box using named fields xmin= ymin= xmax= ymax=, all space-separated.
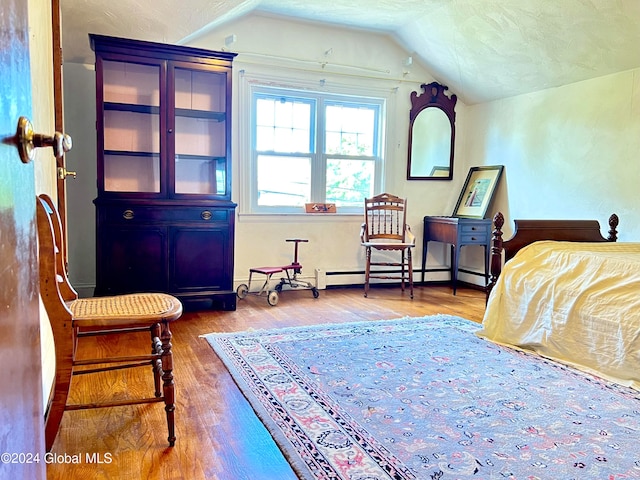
xmin=486 ymin=212 xmax=504 ymax=303
xmin=607 ymin=214 xmax=619 ymax=242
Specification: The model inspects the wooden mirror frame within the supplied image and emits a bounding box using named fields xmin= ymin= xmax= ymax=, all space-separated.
xmin=407 ymin=82 xmax=457 ymax=180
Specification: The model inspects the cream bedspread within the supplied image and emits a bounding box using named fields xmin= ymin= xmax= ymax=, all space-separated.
xmin=478 ymin=241 xmax=640 ymax=390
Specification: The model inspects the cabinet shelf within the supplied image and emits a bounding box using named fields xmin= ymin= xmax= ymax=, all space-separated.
xmin=104 ymin=103 xmax=225 ymax=122
xmin=105 ymin=102 xmax=159 ymax=115
xmin=175 ymin=108 xmax=225 ymax=122
xmin=175 ymin=153 xmax=225 ymax=162
xmin=105 ymin=149 xmax=159 ymax=157
xmin=105 ymin=150 xmax=227 ymax=162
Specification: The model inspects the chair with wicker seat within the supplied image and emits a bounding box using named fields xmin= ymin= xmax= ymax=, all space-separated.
xmin=360 ymin=192 xmax=416 ymax=298
xmin=36 ymin=194 xmax=183 ymax=451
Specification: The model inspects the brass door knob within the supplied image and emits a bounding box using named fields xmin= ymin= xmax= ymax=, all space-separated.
xmin=4 ymin=116 xmax=72 ymax=163
xmin=57 ymin=167 xmax=77 ymax=180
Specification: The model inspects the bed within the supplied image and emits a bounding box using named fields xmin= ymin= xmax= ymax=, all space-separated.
xmin=478 ymin=211 xmax=640 ymax=390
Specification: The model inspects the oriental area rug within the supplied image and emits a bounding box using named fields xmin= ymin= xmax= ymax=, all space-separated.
xmin=204 ymin=315 xmax=640 ymax=479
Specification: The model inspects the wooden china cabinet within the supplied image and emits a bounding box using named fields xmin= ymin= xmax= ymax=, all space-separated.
xmin=91 ymin=34 xmax=237 ymax=310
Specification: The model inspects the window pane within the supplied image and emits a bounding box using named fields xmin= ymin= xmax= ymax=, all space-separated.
xmin=256 ymin=125 xmax=274 ymax=151
xmin=257 ymin=155 xmax=310 ymax=206
xmin=325 ymin=104 xmax=376 ymax=156
xmin=256 ymin=97 xmax=312 ymax=153
xmin=326 ymin=158 xmax=375 ymax=206
xmin=256 ymin=99 xmax=275 ymax=125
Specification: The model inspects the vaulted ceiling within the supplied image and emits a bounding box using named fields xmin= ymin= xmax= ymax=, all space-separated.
xmin=61 ymin=0 xmax=640 ymax=104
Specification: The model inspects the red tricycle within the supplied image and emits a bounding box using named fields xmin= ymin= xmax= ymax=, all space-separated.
xmin=236 ymin=239 xmax=320 ymax=306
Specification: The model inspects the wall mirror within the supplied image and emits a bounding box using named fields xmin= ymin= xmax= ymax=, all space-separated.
xmin=407 ymin=82 xmax=457 ymax=180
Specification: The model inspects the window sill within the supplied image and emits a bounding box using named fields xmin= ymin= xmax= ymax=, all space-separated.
xmin=237 ymin=211 xmax=363 ymax=223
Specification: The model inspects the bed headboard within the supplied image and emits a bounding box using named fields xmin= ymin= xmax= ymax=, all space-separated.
xmin=486 ymin=211 xmax=619 ymax=301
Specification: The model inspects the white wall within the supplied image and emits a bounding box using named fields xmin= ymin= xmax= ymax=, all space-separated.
xmin=63 ymin=63 xmax=97 ymax=297
xmin=63 ymin=13 xmax=640 ymax=295
xmin=464 ymin=68 xmax=640 ymax=241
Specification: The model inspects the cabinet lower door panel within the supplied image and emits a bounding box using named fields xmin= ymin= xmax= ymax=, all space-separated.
xmin=99 ymin=227 xmax=167 ymax=294
xmin=170 ymin=227 xmax=232 ymax=292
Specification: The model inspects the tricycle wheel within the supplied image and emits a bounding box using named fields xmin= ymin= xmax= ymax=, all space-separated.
xmin=267 ymin=290 xmax=279 ymax=306
xmin=236 ymin=284 xmax=249 ymax=299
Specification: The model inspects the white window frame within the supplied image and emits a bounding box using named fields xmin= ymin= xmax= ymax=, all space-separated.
xmin=238 ymin=72 xmax=389 ymax=215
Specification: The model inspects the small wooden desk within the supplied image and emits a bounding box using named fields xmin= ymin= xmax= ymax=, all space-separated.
xmin=421 ymin=216 xmax=492 ymax=294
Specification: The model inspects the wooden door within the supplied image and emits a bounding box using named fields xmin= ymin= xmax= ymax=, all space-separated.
xmin=52 ymin=0 xmax=69 ymax=252
xmin=0 ymin=0 xmax=46 ymax=478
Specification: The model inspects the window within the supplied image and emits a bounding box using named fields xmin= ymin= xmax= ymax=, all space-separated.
xmin=249 ymin=86 xmax=385 ymax=214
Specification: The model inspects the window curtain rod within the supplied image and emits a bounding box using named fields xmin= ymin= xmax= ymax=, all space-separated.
xmin=230 ymin=50 xmax=419 ymax=84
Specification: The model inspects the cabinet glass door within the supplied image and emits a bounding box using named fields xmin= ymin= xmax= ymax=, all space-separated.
xmin=102 ymin=60 xmax=161 ymax=193
xmin=173 ymin=67 xmax=227 ymax=195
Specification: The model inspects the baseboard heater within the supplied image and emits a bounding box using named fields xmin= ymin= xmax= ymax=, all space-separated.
xmin=325 ymin=268 xmax=485 ymax=277
xmin=324 ymin=268 xmax=486 ymax=290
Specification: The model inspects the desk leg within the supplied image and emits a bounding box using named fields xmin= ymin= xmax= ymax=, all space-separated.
xmin=452 ymin=244 xmax=460 ymax=295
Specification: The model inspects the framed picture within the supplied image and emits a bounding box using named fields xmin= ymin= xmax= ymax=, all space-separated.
xmin=452 ymin=165 xmax=504 ymax=218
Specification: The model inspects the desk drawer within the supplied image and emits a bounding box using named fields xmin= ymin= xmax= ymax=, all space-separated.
xmin=460 ymin=233 xmax=488 ymax=244
xmin=460 ymin=223 xmax=489 ymax=234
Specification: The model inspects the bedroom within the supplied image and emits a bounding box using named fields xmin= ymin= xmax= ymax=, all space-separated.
xmin=2 ymin=0 xmax=639 ymax=479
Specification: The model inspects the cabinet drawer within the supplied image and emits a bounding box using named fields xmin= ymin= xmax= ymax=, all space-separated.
xmin=103 ymin=206 xmax=229 ymax=224
xmin=460 ymin=233 xmax=488 ymax=244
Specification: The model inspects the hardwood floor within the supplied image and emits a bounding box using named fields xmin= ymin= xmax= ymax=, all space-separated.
xmin=46 ymin=285 xmax=485 ymax=480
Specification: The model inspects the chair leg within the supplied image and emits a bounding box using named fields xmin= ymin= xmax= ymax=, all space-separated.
xmin=400 ymin=251 xmax=406 ymax=292
xmin=408 ymin=248 xmax=414 ymax=299
xmin=45 ymin=365 xmax=73 ymax=452
xmin=45 ymin=325 xmax=75 ymax=451
xmin=151 ymin=323 xmax=162 ymax=397
xmin=160 ymin=321 xmax=176 ymax=446
xmin=364 ymin=247 xmax=371 ymax=297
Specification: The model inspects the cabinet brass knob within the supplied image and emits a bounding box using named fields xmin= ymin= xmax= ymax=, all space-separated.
xmin=122 ymin=209 xmax=135 ymax=220
xmin=201 ymin=210 xmax=212 ymax=220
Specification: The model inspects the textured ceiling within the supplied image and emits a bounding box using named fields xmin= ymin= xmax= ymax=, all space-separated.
xmin=61 ymin=0 xmax=640 ymax=104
